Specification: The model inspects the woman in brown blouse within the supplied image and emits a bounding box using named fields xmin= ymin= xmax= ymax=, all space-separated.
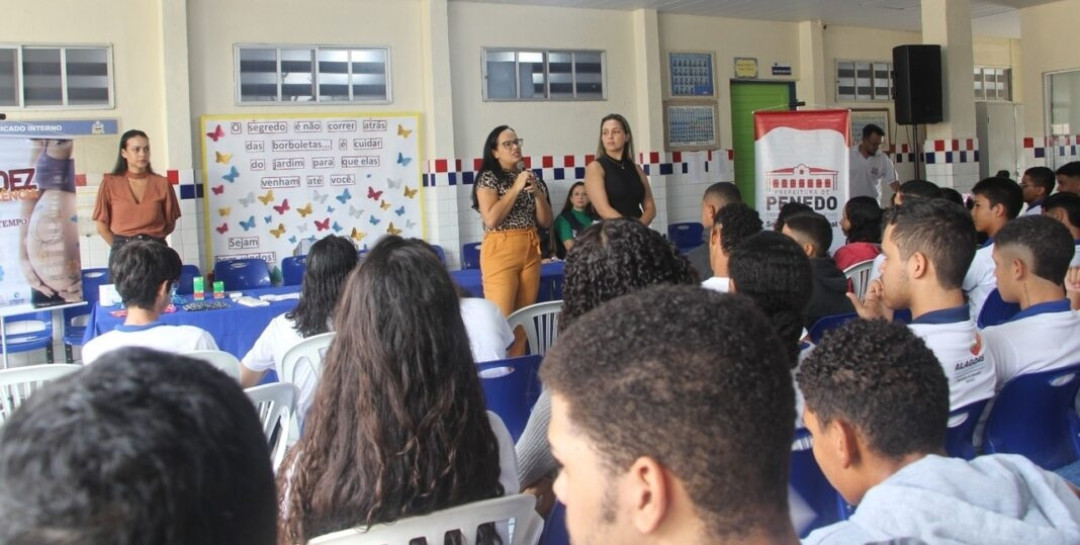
xmin=471 ymin=125 xmax=553 ymax=355
xmin=93 ymin=130 xmax=180 ymax=268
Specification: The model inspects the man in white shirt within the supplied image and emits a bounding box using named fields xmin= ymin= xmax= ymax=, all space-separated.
xmin=1021 ymin=166 xmax=1055 ymax=216
xmin=82 ymin=240 xmax=217 ymax=364
xmin=963 ymin=176 xmax=1024 ymax=322
xmin=848 ymin=124 xmax=898 ymax=204
xmin=848 ymin=198 xmax=995 ymax=411
xmin=702 ymin=202 xmax=762 ymax=293
xmin=983 ymin=215 xmax=1080 ymax=387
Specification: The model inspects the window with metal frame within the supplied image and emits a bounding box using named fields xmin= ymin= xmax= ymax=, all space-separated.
xmin=0 ymin=45 xmax=112 ymax=108
xmin=974 ymin=66 xmax=1012 ymax=102
xmin=236 ymin=45 xmax=390 ymax=104
xmin=483 ymin=48 xmax=605 ymax=101
xmin=836 ymin=60 xmax=893 ymax=102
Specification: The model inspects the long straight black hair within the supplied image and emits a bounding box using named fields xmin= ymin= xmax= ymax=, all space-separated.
xmin=285 ymin=235 xmax=357 ymax=337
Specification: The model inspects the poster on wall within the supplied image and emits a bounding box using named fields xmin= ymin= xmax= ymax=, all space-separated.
xmin=200 ymin=113 xmax=423 ymax=268
xmin=754 ymin=110 xmax=850 ymax=252
xmin=663 ymin=100 xmax=719 ymax=151
xmin=668 ymin=52 xmax=715 ymax=98
xmin=0 ymin=137 xmax=83 ymax=311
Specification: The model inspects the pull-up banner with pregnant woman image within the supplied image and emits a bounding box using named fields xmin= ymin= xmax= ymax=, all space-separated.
xmin=200 ymin=113 xmax=422 ymax=267
xmin=754 ymin=110 xmax=850 ymax=253
xmin=0 ymin=137 xmax=83 ymax=310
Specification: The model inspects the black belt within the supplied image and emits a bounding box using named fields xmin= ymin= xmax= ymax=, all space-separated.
xmin=112 ymin=234 xmax=166 ymax=246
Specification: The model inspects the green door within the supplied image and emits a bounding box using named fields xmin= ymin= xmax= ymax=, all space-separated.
xmin=729 ymin=81 xmax=795 ymax=205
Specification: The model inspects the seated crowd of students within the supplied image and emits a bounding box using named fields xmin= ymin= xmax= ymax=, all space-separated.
xmin=2 ymin=163 xmax=1080 ymax=544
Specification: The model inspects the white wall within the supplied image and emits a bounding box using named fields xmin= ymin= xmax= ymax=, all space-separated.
xmin=1019 ymin=0 xmax=1080 ymax=136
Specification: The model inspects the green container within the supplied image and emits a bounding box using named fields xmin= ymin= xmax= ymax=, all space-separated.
xmin=193 ymin=276 xmax=205 ymax=300
xmin=213 ymin=280 xmax=225 ymax=298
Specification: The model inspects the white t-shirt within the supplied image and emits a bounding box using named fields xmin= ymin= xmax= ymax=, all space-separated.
xmin=907 ymin=306 xmax=996 ymax=410
xmin=848 ymin=145 xmax=898 ymax=202
xmin=982 ymin=300 xmax=1080 ymax=389
xmin=461 ymin=298 xmax=514 ymax=363
xmin=963 ymin=242 xmax=997 ymax=324
xmin=1023 ymin=203 xmax=1043 ymax=216
xmin=1072 ymin=240 xmax=1080 ymax=268
xmin=82 ymin=322 xmax=218 ymax=365
xmin=701 ymin=276 xmax=731 ymax=293
xmin=241 ymin=313 xmax=307 ymax=376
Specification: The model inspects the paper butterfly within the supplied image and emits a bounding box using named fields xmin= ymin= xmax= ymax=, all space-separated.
xmin=336 ymin=188 xmax=352 ymax=204
xmin=314 ymin=218 xmax=330 ymax=232
xmin=367 ymin=186 xmax=384 ymax=201
xmin=239 ymin=192 xmax=256 ymax=207
xmin=386 ymin=222 xmax=402 ymax=236
xmin=397 ymin=124 xmax=412 ymax=138
xmin=216 ymin=223 xmax=228 ymax=234
xmin=273 ymin=199 xmax=290 ymax=215
xmin=349 ymin=205 xmax=365 ymax=218
xmin=405 ymin=218 xmax=417 ymax=230
xmin=387 ymin=177 xmax=402 ymax=189
xmin=215 ymin=151 xmax=232 ymax=164
xmin=297 ymin=203 xmax=313 ymax=218
xmin=270 ymin=224 xmax=286 ymax=239
xmin=257 ymin=190 xmax=275 ymax=205
xmin=326 ymin=205 xmax=335 ymax=213
xmin=397 ymin=152 xmax=412 ymax=167
xmin=206 ymin=125 xmax=225 ymax=142
xmin=394 ymin=205 xmax=405 ymax=216
xmin=211 ymin=185 xmax=225 ymax=195
xmin=350 ymin=227 xmax=366 ymax=242
xmin=288 ymin=235 xmax=298 ymax=244
xmin=404 ymin=185 xmax=418 ymax=199
xmin=296 ymin=223 xmax=309 ymax=233
xmin=369 ymin=215 xmax=381 ymax=226
xmin=331 ymin=221 xmax=343 ymax=233
xmin=222 ymin=166 xmax=239 ymax=183
xmin=239 ymin=216 xmax=256 ymax=231
xmin=218 ymin=207 xmax=230 ymax=217
xmin=264 ymin=215 xmax=272 ymax=224
xmin=312 ymin=189 xmax=329 ymax=204
xmin=380 ymin=200 xmax=391 ymax=211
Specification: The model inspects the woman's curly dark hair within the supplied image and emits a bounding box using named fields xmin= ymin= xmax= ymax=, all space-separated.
xmin=560 ymin=219 xmax=699 ymax=331
xmin=278 ymin=236 xmax=504 ymax=544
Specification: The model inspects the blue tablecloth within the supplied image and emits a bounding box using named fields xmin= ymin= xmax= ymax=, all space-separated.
xmin=451 ymin=261 xmax=565 ymax=301
xmin=83 ymin=286 xmax=301 ymax=360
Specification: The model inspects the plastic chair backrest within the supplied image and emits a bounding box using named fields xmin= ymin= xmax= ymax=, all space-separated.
xmin=789 ymin=429 xmax=849 ymax=537
xmin=539 ymin=501 xmax=569 ymax=545
xmin=309 ymin=494 xmax=544 ymax=545
xmin=281 ymin=332 xmax=335 ymax=420
xmin=477 ymin=355 xmax=544 ymax=442
xmin=81 ymin=268 xmax=110 ymax=303
xmin=3 ymin=312 xmax=54 ymax=354
xmin=281 ymin=255 xmax=307 ymax=287
xmin=462 ymin=242 xmax=482 ymax=270
xmin=186 ymin=350 xmax=242 ymax=380
xmin=977 ymin=288 xmax=1021 ymax=328
xmin=0 ymin=364 xmax=81 ymax=424
xmin=843 ymin=260 xmax=875 ymax=301
xmin=984 ymin=362 xmax=1080 ymax=470
xmin=176 ymin=264 xmax=201 ymax=295
xmin=667 ymin=222 xmax=705 ymax=250
xmin=507 ymin=300 xmax=562 ymax=356
xmin=214 ymin=258 xmax=272 ymax=291
xmin=945 ymin=398 xmax=989 ymax=460
xmin=245 ymin=382 xmax=297 ymax=471
xmin=431 ymin=244 xmax=447 ymax=264
xmin=807 ymin=312 xmax=858 ymax=344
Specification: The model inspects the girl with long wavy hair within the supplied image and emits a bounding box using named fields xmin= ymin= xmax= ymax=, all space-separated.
xmin=834 ymin=196 xmax=883 ymax=270
xmin=277 ymin=236 xmax=516 ymax=544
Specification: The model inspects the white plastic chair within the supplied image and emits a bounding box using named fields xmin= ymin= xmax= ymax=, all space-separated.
xmin=245 ymin=382 xmax=297 ymax=471
xmin=281 ymin=332 xmax=335 ymax=420
xmin=309 ymin=494 xmax=544 ymax=545
xmin=0 ymin=364 xmax=82 ymax=425
xmin=186 ymin=350 xmax=242 ymax=380
xmin=843 ymin=260 xmax=875 ymax=302
xmin=506 ymin=300 xmax=562 ymax=356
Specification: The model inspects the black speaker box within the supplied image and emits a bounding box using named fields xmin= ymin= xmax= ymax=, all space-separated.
xmin=893 ymin=45 xmax=943 ymax=125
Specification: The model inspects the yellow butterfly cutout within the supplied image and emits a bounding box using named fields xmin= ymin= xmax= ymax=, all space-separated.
xmin=380 ymin=199 xmax=391 ymax=210
xmin=270 ymin=223 xmax=286 ymax=239
xmin=386 ymin=222 xmax=402 ymax=236
xmin=257 ymin=190 xmax=274 ymax=205
xmin=215 ymin=151 xmax=233 ymax=164
xmin=403 ymin=185 xmax=418 ymax=199
xmin=350 ymin=227 xmax=366 ymax=242
xmin=397 ymin=124 xmax=412 ymax=138
xmin=218 ymin=206 xmax=230 ymax=217
xmin=297 ymin=203 xmax=313 ymax=218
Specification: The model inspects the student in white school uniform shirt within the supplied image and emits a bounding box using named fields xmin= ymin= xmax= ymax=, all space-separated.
xmin=963 ymin=176 xmax=1024 ymax=324
xmin=1021 ymin=166 xmax=1055 ymax=216
xmin=82 ymin=240 xmax=217 ymax=365
xmin=1042 ymin=191 xmax=1080 ymax=267
xmin=981 ymin=216 xmax=1080 ymax=388
xmin=848 ymin=123 xmax=898 ymax=204
xmin=848 ymin=198 xmax=995 ymax=411
xmin=701 ymin=202 xmax=762 ymax=293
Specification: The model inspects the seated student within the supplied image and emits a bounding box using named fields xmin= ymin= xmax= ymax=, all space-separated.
xmin=963 ymin=176 xmax=1024 ymax=323
xmin=278 ymin=236 xmax=517 ymax=544
xmin=458 ymin=286 xmax=514 ymax=363
xmin=982 ymin=215 xmax=1080 ymax=387
xmin=544 ymin=286 xmax=800 ymax=544
xmin=940 ymin=186 xmax=968 ymax=208
xmin=1057 ymin=161 xmax=1080 ymax=195
xmin=834 ymin=196 xmax=882 ymax=270
xmin=703 ymin=202 xmax=762 ymax=293
xmin=1042 ymin=191 xmax=1080 ymax=267
xmin=848 ymin=198 xmax=995 ymax=411
xmin=799 ymin=319 xmax=1080 ymax=544
xmin=773 ymin=200 xmax=812 ymax=232
xmin=0 ymin=347 xmax=277 ymax=544
xmin=1022 ymin=166 xmax=1056 ymax=216
xmin=781 ymin=211 xmax=855 ymax=328
xmin=241 ymin=235 xmax=357 ymax=390
xmin=551 ymin=181 xmax=595 ymax=259
xmin=81 ymin=240 xmax=217 ymax=364
xmin=686 ymin=181 xmax=742 ymax=277
xmin=892 ymin=178 xmax=941 ymax=206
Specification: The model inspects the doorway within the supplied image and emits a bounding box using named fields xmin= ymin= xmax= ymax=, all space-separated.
xmin=729 ymin=81 xmax=796 ymax=205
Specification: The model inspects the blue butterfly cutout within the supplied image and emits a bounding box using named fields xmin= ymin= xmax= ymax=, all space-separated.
xmin=332 ymin=221 xmax=343 ymax=233
xmin=369 ymin=215 xmax=381 ymax=226
xmin=336 ymin=188 xmax=352 ymax=204
xmin=223 ymin=166 xmax=240 ymax=183
xmin=288 ymin=235 xmax=297 ymax=244
xmin=327 ymin=205 xmax=336 ymax=213
xmin=394 ymin=205 xmax=405 ymax=216
xmin=239 ymin=216 xmax=256 ymax=231
xmin=397 ymin=152 xmax=412 ymax=167
xmin=264 ymin=215 xmax=273 ymax=224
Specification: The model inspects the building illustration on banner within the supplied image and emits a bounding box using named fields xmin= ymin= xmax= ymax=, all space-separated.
xmin=201 ymin=114 xmax=422 ymax=268
xmin=764 ymin=165 xmax=840 ymax=213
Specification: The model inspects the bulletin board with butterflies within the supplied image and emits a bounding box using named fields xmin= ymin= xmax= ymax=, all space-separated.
xmin=199 ymin=113 xmax=422 ymax=267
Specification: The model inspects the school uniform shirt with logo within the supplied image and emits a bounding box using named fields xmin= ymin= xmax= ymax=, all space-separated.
xmin=981 ymin=299 xmax=1080 ymax=389
xmin=907 ymin=306 xmax=996 ymax=410
xmin=963 ymin=240 xmax=997 ymax=325
xmin=82 ymin=322 xmax=218 ymax=365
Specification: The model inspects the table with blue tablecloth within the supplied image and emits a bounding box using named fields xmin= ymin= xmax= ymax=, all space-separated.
xmin=451 ymin=261 xmax=565 ymax=301
xmin=83 ymin=286 xmax=301 ymax=360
